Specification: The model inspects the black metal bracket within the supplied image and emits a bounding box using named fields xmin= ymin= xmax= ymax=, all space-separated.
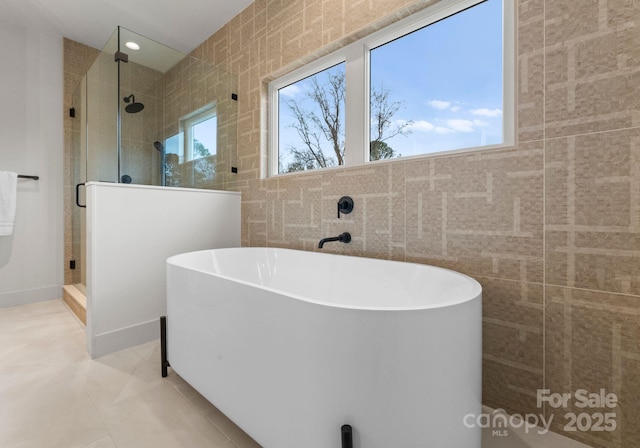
xmin=114 ymin=51 xmax=129 ymax=63
xmin=231 ymin=93 xmax=238 ymax=101
xmin=160 ymin=315 xmax=170 ymax=377
xmin=231 ymin=167 xmax=238 ymax=173
xmin=341 ymin=425 xmax=353 ymax=448
xmin=337 ymin=196 xmax=354 ymax=218
xmin=69 ymin=107 xmax=76 ymax=118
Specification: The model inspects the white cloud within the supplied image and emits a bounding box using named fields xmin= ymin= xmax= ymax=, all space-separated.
xmin=428 ymin=100 xmax=452 ymax=110
xmin=280 ymin=84 xmax=302 ymax=98
xmin=471 ymin=108 xmax=502 ymax=118
xmin=397 ymin=116 xmax=488 ymax=136
xmin=409 ymin=120 xmax=435 ymax=132
xmin=446 ymin=119 xmax=475 ymax=133
xmin=450 ymin=106 xmax=461 ymax=112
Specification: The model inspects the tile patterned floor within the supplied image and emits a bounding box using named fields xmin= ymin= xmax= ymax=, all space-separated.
xmin=0 ymin=300 xmax=259 ymax=448
xmin=0 ymin=299 xmax=591 ymax=448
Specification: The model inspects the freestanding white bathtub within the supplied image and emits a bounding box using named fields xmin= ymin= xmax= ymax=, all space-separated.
xmin=166 ymin=248 xmax=482 ymax=448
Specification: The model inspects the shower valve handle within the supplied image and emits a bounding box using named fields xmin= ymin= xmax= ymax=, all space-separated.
xmin=337 ymin=196 xmax=354 ymax=218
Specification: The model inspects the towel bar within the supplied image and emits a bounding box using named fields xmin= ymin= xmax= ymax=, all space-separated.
xmin=17 ymin=175 xmax=39 ymax=180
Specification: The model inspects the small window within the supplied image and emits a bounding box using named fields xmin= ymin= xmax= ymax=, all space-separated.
xmin=184 ymin=106 xmax=217 ymax=162
xmin=163 ymin=104 xmax=218 ymax=187
xmin=268 ymin=0 xmax=513 ymax=177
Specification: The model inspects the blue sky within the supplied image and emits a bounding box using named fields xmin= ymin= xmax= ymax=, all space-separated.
xmin=278 ymin=0 xmax=503 ymax=170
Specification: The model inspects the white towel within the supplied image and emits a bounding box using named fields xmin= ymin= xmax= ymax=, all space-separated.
xmin=0 ymin=171 xmax=18 ymax=236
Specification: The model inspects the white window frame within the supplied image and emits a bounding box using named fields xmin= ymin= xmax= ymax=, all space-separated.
xmin=268 ymin=0 xmax=514 ymax=177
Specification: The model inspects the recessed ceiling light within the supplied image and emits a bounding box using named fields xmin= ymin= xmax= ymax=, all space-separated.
xmin=125 ymin=41 xmax=140 ymax=50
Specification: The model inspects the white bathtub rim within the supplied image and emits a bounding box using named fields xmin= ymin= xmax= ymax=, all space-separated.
xmin=167 ymin=247 xmax=482 ymax=312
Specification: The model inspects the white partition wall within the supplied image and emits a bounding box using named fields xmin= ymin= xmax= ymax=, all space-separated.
xmin=86 ymin=182 xmax=240 ymax=357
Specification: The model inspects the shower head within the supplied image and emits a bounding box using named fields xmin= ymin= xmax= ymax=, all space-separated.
xmin=123 ymin=94 xmax=144 ymax=113
xmin=153 ymin=141 xmax=164 ymax=152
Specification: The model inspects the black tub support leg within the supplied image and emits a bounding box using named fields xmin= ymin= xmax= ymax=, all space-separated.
xmin=160 ymin=315 xmax=170 ymax=377
xmin=341 ymin=425 xmax=353 ymax=448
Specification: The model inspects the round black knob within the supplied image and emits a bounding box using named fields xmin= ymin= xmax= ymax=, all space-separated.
xmin=337 ymin=196 xmax=354 ymax=217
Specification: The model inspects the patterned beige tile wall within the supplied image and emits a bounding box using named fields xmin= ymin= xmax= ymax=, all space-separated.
xmin=546 ymin=286 xmax=640 ymax=447
xmin=63 ymin=39 xmax=99 ymax=286
xmin=543 ymin=1 xmax=640 ymax=445
xmin=188 ymin=0 xmax=640 ymax=445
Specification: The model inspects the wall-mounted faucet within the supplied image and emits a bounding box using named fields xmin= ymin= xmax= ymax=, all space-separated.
xmin=318 ymin=232 xmax=351 ymax=249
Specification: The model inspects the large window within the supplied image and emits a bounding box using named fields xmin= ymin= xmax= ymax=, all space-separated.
xmin=269 ymin=0 xmax=513 ymax=176
xmin=277 ymin=63 xmax=346 ymax=173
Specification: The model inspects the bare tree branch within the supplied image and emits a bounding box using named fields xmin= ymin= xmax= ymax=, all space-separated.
xmin=286 ymin=99 xmax=330 ymax=167
xmin=283 ymin=71 xmax=410 ymax=171
xmin=370 ymin=86 xmax=413 ymax=144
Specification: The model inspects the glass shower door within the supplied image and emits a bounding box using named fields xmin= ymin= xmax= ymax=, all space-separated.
xmin=70 ymin=79 xmax=86 ymax=291
xmin=86 ymin=29 xmax=119 ymax=184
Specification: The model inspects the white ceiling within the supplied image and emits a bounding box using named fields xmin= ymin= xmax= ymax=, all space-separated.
xmin=0 ymin=0 xmax=253 ymax=54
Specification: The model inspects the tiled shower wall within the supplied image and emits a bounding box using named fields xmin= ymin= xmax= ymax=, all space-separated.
xmin=120 ymin=62 xmax=163 ymax=186
xmin=189 ymin=0 xmax=640 ymax=446
xmin=161 ymin=57 xmax=238 ymax=190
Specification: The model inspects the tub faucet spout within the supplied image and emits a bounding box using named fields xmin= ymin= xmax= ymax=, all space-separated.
xmin=318 ymin=232 xmax=351 ymax=249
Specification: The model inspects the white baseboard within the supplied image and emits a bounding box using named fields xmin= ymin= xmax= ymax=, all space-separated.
xmin=90 ymin=318 xmax=159 ymax=358
xmin=0 ymin=285 xmax=62 ymax=308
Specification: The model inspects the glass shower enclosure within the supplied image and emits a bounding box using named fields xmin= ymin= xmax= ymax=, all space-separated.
xmin=70 ymin=26 xmax=237 ymax=288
